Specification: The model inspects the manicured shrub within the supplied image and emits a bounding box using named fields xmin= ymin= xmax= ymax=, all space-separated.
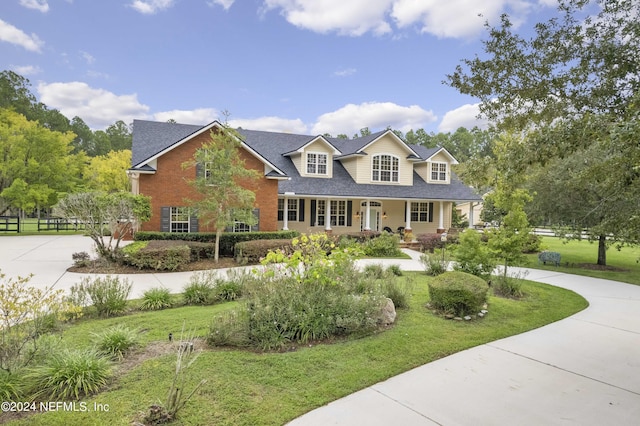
xmin=140 ymin=287 xmax=173 ymax=310
xmin=92 ymin=325 xmax=139 ymax=360
xmin=234 ymin=239 xmax=293 ymax=264
xmin=362 ymin=232 xmax=402 ymax=257
xmin=71 ymin=276 xmax=132 ymax=317
xmin=215 ymin=281 xmax=243 ymax=301
xmin=417 ymin=233 xmax=445 ymax=253
xmin=428 ymin=271 xmax=489 ymax=317
xmin=27 ymin=349 xmax=111 ymax=400
xmin=124 ymin=240 xmax=191 ymax=271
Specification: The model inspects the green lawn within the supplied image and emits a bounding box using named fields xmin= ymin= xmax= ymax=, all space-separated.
xmin=521 ymin=236 xmax=640 ymax=286
xmin=6 ymin=273 xmax=587 ymax=426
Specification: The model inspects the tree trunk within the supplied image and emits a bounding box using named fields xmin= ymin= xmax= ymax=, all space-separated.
xmin=597 ymin=234 xmax=607 ymax=266
xmin=214 ymin=229 xmax=221 ymax=263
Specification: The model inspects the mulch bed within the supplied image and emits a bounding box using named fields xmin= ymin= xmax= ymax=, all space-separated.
xmin=67 ymin=257 xmax=246 ymax=274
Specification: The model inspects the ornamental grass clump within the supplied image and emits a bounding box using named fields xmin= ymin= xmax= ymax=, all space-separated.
xmin=92 ymin=324 xmax=139 ymax=360
xmin=27 ymin=349 xmax=111 ymax=400
xmin=428 ymin=271 xmax=489 ymax=317
xmin=140 ymin=287 xmax=173 ymax=310
xmin=71 ymin=275 xmax=132 ymax=317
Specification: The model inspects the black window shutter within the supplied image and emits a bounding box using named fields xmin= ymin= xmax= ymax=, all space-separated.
xmin=195 ymin=162 xmax=203 ymax=178
xmin=310 ymin=199 xmax=316 ymax=226
xmin=277 ymin=207 xmax=283 ymax=221
xmin=251 ymin=208 xmax=260 ymax=231
xmin=189 ymin=211 xmax=199 ymax=233
xmin=160 ymin=207 xmax=170 ymax=232
xmin=429 ymin=202 xmax=434 ymax=223
xmin=298 ymin=199 xmax=305 ymax=222
xmin=346 ymin=200 xmax=352 ymax=227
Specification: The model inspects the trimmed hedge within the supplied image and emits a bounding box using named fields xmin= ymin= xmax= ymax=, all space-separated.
xmin=234 ymin=239 xmax=293 ymax=263
xmin=124 ymin=240 xmax=191 ymax=271
xmin=428 ymin=271 xmax=489 ymax=317
xmin=134 ymin=231 xmax=300 ymax=257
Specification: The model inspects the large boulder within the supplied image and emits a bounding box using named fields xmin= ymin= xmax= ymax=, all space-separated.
xmin=377 ymin=297 xmax=397 ymax=325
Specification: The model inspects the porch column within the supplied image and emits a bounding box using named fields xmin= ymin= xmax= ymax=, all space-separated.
xmin=364 ymin=200 xmax=371 ymax=231
xmin=438 ymin=201 xmax=445 ymax=233
xmin=128 ymin=172 xmax=140 ymax=195
xmin=282 ymin=197 xmax=289 ymax=230
xmin=325 ymin=198 xmax=332 ymax=231
xmin=468 ymin=202 xmax=475 ymax=229
xmin=405 ymin=200 xmax=412 ymax=231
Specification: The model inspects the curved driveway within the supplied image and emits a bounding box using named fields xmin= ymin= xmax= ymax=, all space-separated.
xmin=1 ymin=235 xmax=639 ymax=425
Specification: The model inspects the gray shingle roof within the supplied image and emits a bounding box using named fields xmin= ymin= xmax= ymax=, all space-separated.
xmin=131 ymin=120 xmax=482 ymax=202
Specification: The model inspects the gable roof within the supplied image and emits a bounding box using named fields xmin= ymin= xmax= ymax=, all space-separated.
xmin=130 ymin=120 xmax=482 ymax=202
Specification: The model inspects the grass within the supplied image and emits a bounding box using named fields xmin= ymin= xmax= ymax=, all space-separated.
xmin=5 ymin=272 xmax=588 ymax=426
xmin=521 ymin=236 xmax=640 ymax=286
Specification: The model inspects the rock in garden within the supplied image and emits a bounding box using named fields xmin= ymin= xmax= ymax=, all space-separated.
xmin=378 ymin=297 xmax=397 ymax=325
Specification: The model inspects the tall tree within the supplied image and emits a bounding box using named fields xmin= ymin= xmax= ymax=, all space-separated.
xmin=0 ymin=109 xmax=85 ymax=216
xmin=182 ymin=127 xmax=260 ymax=262
xmin=446 ymin=0 xmax=640 ymax=265
xmin=87 ymin=150 xmax=132 ymax=192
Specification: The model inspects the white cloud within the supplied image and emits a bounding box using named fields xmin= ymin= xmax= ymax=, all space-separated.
xmin=311 ymin=102 xmax=436 ymax=136
xmin=263 ymin=0 xmax=543 ymax=38
xmin=229 ymin=116 xmax=308 ymax=134
xmin=80 ymin=51 xmax=95 ymax=64
xmin=333 ymin=67 xmax=356 ymax=77
xmin=207 ymin=0 xmax=235 ymax=10
xmin=438 ymin=103 xmax=489 ymax=133
xmin=0 ymin=19 xmax=44 ymax=52
xmin=263 ymin=0 xmax=393 ymax=36
xmin=37 ymin=82 xmax=150 ymax=129
xmin=19 ymin=0 xmax=49 ymax=13
xmin=154 ymin=108 xmax=219 ymax=125
xmin=129 ymin=0 xmax=175 ymax=14
xmin=11 ymin=65 xmax=41 ymax=75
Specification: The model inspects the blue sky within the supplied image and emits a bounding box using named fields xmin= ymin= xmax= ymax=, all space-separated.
xmin=2 ymin=0 xmax=558 ymax=136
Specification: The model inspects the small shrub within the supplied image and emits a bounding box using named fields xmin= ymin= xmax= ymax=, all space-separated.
xmin=492 ymin=271 xmax=527 ymax=298
xmin=72 ymin=276 xmax=132 ymax=317
xmin=234 ymin=239 xmax=293 ymax=264
xmin=417 ymin=233 xmax=444 ymax=253
xmin=215 ymin=281 xmax=243 ymax=301
xmin=27 ymin=349 xmax=111 ymax=400
xmin=453 ymin=229 xmax=497 ymax=280
xmin=92 ymin=325 xmax=139 ymax=360
xmin=386 ymin=264 xmax=403 ymax=276
xmin=363 ymin=232 xmax=402 ymax=257
xmin=207 ymin=310 xmax=250 ymax=347
xmin=362 ymin=263 xmax=386 ymax=279
xmin=71 ymin=251 xmax=90 ymax=267
xmin=523 ymin=233 xmax=543 ymax=253
xmin=381 ymin=275 xmax=413 ymax=309
xmin=183 ymin=273 xmax=216 ymax=305
xmin=428 ymin=271 xmax=489 ymax=317
xmin=125 ymin=241 xmax=191 ymax=271
xmin=140 ymin=287 xmax=173 ymax=310
xmin=420 ymin=253 xmax=448 ymax=276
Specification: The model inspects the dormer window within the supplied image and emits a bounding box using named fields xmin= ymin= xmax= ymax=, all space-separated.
xmin=431 ymin=162 xmax=447 ymax=181
xmin=372 ymin=154 xmax=399 ymax=182
xmin=306 ymin=153 xmax=328 ymax=175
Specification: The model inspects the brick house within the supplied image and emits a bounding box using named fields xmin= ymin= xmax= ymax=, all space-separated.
xmin=128 ymin=119 xmax=482 ymax=235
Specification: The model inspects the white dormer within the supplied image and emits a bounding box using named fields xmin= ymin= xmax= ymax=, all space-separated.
xmin=415 ymin=147 xmax=459 ymax=184
xmin=283 ymin=136 xmax=341 ymax=178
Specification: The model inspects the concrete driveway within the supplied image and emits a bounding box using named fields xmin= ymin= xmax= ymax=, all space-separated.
xmin=1 ymin=235 xmax=639 ymax=425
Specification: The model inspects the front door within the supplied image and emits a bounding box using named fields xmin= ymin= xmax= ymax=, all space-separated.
xmin=360 ymin=206 xmax=381 ymax=231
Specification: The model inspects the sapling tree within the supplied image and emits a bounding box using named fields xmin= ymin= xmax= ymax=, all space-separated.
xmin=182 ymin=126 xmax=260 ymax=262
xmin=55 ymin=191 xmax=151 ymax=261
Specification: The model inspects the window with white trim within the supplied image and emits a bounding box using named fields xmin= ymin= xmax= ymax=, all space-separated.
xmin=232 ymin=222 xmax=251 ymax=232
xmin=411 ymin=202 xmax=433 ymax=222
xmin=306 ymin=153 xmax=328 ymax=175
xmin=278 ymin=198 xmax=299 ymax=221
xmin=372 ymin=154 xmax=399 ymax=182
xmin=316 ymin=200 xmax=326 ymax=226
xmin=170 ymin=207 xmax=190 ymax=232
xmin=330 ymin=200 xmax=347 ymax=226
xmin=431 ymin=162 xmax=447 ymax=181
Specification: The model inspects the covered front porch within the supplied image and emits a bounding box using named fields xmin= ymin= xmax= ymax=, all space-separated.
xmin=277 ymin=196 xmax=474 ymax=236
